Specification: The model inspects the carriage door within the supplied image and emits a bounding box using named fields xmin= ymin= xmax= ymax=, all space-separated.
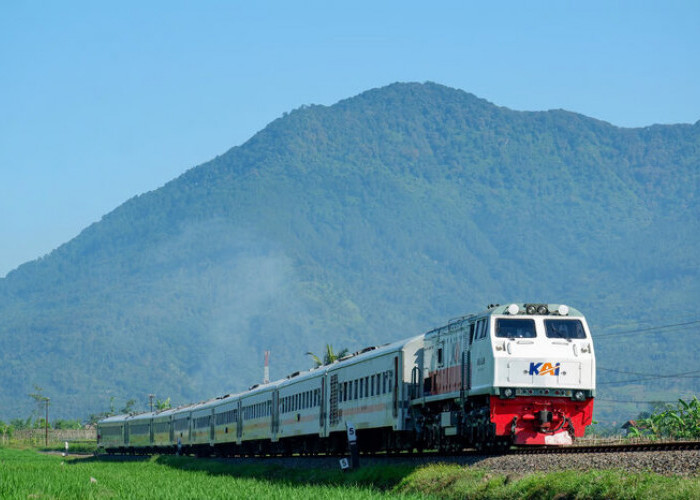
xmin=209 ymin=410 xmax=215 ymax=443
xmin=320 ymin=377 xmax=327 ymax=435
xmin=236 ymin=400 xmax=243 ymax=441
xmin=393 ymin=356 xmax=399 ymax=418
xmin=271 ymin=390 xmax=279 ymax=441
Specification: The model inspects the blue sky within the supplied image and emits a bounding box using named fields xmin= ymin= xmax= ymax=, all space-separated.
xmin=1 ymin=1 xmax=698 ymax=277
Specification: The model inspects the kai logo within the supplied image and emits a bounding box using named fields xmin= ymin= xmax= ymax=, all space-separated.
xmin=529 ymin=362 xmax=561 ymax=376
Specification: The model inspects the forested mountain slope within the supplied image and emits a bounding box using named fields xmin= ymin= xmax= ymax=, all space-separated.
xmin=1 ymin=82 xmax=698 ymax=424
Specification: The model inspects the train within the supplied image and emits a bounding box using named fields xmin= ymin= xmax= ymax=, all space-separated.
xmin=97 ymin=303 xmax=595 ymax=455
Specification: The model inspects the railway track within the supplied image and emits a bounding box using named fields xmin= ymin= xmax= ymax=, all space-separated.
xmin=96 ymin=440 xmax=700 ymax=459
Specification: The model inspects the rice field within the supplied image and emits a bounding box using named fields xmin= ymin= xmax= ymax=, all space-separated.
xmin=2 ymin=447 xmax=699 ymax=499
xmin=0 ymin=448 xmax=424 ymax=499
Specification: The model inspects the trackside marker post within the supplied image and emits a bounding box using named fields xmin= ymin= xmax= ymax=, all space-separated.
xmin=346 ymin=421 xmax=360 ymax=469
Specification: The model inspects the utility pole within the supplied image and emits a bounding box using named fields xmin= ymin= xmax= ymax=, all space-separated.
xmin=45 ymin=398 xmax=50 ymax=447
xmin=149 ymin=394 xmax=155 ymax=412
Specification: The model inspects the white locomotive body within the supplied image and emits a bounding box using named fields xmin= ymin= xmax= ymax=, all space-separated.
xmin=417 ymin=304 xmax=595 ymax=448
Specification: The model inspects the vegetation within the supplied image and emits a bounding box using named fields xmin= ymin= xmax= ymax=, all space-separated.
xmin=0 ymin=448 xmax=421 ymax=499
xmin=0 ymin=82 xmax=698 ymax=426
xmin=628 ymin=396 xmax=700 ymax=439
xmin=0 ymin=448 xmax=698 ymax=499
xmin=307 ymin=344 xmax=350 ymax=367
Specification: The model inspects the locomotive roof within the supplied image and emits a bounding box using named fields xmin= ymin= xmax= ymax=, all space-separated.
xmin=425 ymin=304 xmax=585 ymax=338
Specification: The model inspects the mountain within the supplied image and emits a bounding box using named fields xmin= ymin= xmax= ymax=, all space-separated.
xmin=1 ymin=82 xmax=698 ymax=427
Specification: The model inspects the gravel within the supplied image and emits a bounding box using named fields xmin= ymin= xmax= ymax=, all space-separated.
xmin=462 ymin=450 xmax=700 ymax=477
xmin=217 ymin=450 xmax=700 ymax=477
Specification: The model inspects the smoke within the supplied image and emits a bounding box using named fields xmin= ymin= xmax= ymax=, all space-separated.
xmin=149 ymin=217 xmax=310 ymax=401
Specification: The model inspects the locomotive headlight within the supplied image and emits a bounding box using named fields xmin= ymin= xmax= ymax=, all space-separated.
xmin=574 ymin=391 xmax=586 ymax=401
xmin=507 ymin=304 xmax=519 ymax=315
xmin=526 ymin=304 xmax=537 ymax=315
xmin=502 ymin=388 xmax=515 ymax=398
xmin=558 ymin=304 xmax=569 ymax=316
xmin=537 ymin=305 xmax=549 ymax=315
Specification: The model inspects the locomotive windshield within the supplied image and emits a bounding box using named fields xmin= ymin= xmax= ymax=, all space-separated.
xmin=545 ymin=319 xmax=586 ymax=339
xmin=495 ymin=318 xmax=536 ymax=338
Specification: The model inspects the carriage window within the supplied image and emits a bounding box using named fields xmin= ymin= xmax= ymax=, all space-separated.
xmin=545 ymin=319 xmax=586 ymax=339
xmin=496 ymin=318 xmax=536 ymax=338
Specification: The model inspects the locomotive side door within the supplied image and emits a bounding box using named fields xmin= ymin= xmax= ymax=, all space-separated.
xmin=461 ymin=321 xmax=477 ymax=400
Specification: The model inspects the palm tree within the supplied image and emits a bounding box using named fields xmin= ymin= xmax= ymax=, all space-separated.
xmin=306 ymin=344 xmax=350 ymax=367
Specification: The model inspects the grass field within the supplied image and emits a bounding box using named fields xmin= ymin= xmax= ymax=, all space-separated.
xmin=1 ymin=447 xmax=699 ymax=499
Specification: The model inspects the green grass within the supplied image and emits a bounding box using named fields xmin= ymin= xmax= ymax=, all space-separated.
xmin=396 ymin=464 xmax=700 ymax=499
xmin=0 ymin=448 xmax=425 ymax=499
xmin=1 ymin=447 xmax=698 ymax=499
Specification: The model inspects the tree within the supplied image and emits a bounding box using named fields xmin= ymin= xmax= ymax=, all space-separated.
xmin=156 ymin=398 xmax=172 ymax=411
xmin=28 ymin=384 xmax=50 ymax=445
xmin=306 ymin=344 xmax=350 ymax=367
xmin=120 ymin=399 xmax=136 ymax=414
xmin=53 ymin=419 xmax=83 ymax=430
xmin=0 ymin=421 xmax=12 ymax=444
xmin=28 ymin=385 xmax=49 ymax=418
xmin=10 ymin=418 xmax=30 ymax=430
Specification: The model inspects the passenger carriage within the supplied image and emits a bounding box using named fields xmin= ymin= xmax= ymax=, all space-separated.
xmin=190 ymin=398 xmax=219 ymax=455
xmin=211 ymin=393 xmax=241 ymax=453
xmin=326 ymin=335 xmax=424 ymax=452
xmin=124 ymin=412 xmax=153 ymax=452
xmin=238 ymin=383 xmax=276 ymax=454
xmin=276 ymin=368 xmax=324 ymax=453
xmin=97 ymin=414 xmax=128 ymax=452
xmin=152 ymin=407 xmax=177 ymax=452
